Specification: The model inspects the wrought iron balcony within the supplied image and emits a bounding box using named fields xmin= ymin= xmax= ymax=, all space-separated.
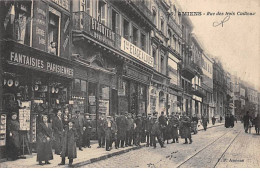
xmin=72 ymin=11 xmax=121 ymax=49
xmin=182 ymin=61 xmax=196 ymax=79
xmin=192 ymin=84 xmax=205 ymax=97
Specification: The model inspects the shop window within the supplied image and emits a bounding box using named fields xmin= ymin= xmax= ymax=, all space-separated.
xmin=99 ymin=85 xmax=110 ymax=115
xmin=48 ymin=7 xmax=61 ymax=56
xmin=132 ymin=26 xmax=138 ymax=46
xmin=141 ymin=33 xmax=146 ymax=52
xmin=111 ymin=9 xmax=119 ymax=34
xmin=88 ymin=82 xmax=97 ymax=115
xmin=2 ymin=2 xmax=32 ymax=45
xmin=98 ymin=0 xmax=107 ymax=25
xmin=123 ymin=19 xmax=130 ymax=40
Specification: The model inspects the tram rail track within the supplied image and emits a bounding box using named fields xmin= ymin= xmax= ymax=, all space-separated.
xmin=176 ymin=129 xmax=241 ymax=168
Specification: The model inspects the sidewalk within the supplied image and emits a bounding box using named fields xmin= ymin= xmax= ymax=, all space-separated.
xmin=0 ymin=122 xmax=224 ymax=168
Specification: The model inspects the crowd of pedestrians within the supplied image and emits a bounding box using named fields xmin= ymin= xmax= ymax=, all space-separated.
xmin=29 ymin=109 xmax=197 ymax=166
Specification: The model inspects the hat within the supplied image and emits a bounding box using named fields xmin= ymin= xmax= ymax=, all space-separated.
xmin=11 ymin=112 xmax=17 ymax=116
xmin=147 ymin=113 xmax=152 ymax=116
xmin=107 ymin=116 xmax=111 ymax=118
xmin=124 ymin=112 xmax=128 ymax=115
xmin=137 ymin=114 xmax=142 ymax=117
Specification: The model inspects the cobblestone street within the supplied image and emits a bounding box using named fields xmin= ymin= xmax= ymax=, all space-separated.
xmin=80 ymin=123 xmax=260 ymax=168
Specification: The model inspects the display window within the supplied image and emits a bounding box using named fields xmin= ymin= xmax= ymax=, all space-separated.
xmin=99 ymin=85 xmax=110 ymax=115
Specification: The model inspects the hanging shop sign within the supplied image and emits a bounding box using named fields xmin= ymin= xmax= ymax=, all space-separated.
xmin=7 ymin=51 xmax=74 ymax=78
xmin=0 ymin=114 xmax=7 ymax=146
xmin=121 ymin=37 xmax=154 ymax=67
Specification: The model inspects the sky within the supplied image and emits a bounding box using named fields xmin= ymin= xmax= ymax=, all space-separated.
xmin=176 ymin=0 xmax=260 ymax=91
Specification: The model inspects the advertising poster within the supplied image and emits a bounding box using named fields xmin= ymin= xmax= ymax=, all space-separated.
xmin=0 ymin=114 xmax=7 ymax=146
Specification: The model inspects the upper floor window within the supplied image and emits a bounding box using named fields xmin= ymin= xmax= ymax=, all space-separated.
xmin=141 ymin=33 xmax=146 ymax=52
xmin=98 ymin=0 xmax=107 ymax=25
xmin=111 ymin=9 xmax=120 ymax=34
xmin=123 ymin=19 xmax=130 ymax=40
xmin=132 ymin=26 xmax=138 ymax=46
xmin=2 ymin=2 xmax=32 ymax=46
xmin=48 ymin=7 xmax=61 ymax=56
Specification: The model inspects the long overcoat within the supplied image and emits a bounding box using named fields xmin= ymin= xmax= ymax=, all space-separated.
xmin=60 ymin=127 xmax=77 ymax=159
xmin=116 ymin=115 xmax=127 ymax=140
xmin=151 ymin=121 xmax=161 ymax=136
xmin=7 ymin=119 xmax=20 ymax=149
xmin=180 ymin=116 xmax=191 ymax=139
xmin=36 ymin=122 xmax=53 ymax=162
xmin=52 ymin=116 xmax=63 ymax=152
xmin=171 ymin=117 xmax=179 ymax=139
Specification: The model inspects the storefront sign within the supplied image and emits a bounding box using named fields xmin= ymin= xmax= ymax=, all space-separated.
xmin=32 ymin=0 xmax=47 ymax=51
xmin=90 ymin=17 xmax=115 ymax=47
xmin=8 ymin=51 xmax=74 ymax=78
xmin=51 ymin=0 xmax=70 ymax=12
xmin=0 ymin=114 xmax=7 ymax=146
xmin=121 ymin=37 xmax=154 ymax=67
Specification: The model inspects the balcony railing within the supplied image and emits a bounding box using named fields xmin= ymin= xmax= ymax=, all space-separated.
xmin=130 ymin=0 xmax=153 ymax=23
xmin=72 ymin=11 xmax=121 ymax=49
xmin=192 ymin=84 xmax=205 ymax=97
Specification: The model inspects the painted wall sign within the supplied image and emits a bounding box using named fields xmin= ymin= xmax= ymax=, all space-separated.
xmin=121 ymin=37 xmax=154 ymax=67
xmin=8 ymin=51 xmax=74 ymax=78
xmin=32 ymin=0 xmax=47 ymax=51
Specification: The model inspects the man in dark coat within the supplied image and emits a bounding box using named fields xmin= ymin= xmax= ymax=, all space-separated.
xmin=37 ymin=115 xmax=53 ymax=165
xmin=151 ymin=113 xmax=166 ymax=148
xmin=83 ymin=113 xmax=92 ymax=148
xmin=126 ymin=113 xmax=134 ymax=147
xmin=145 ymin=113 xmax=153 ymax=147
xmin=116 ymin=112 xmax=127 ymax=148
xmin=97 ymin=113 xmax=106 ymax=148
xmin=225 ymin=114 xmax=230 ymax=128
xmin=72 ymin=111 xmax=85 ymax=151
xmin=243 ymin=111 xmax=250 ymax=133
xmin=171 ymin=114 xmax=179 ymax=143
xmin=230 ymin=115 xmax=235 ymax=128
xmin=254 ymin=115 xmax=260 ymax=135
xmin=180 ymin=114 xmax=192 ymax=144
xmin=52 ymin=109 xmax=63 ymax=154
xmin=141 ymin=113 xmax=146 ymax=143
xmin=7 ymin=112 xmax=20 ymax=160
xmin=110 ymin=116 xmax=118 ymax=149
xmin=212 ymin=116 xmax=216 ymax=125
xmin=59 ymin=121 xmax=77 ymax=167
xmin=158 ymin=111 xmax=167 ymax=142
xmin=134 ymin=114 xmax=143 ymax=146
xmin=201 ymin=115 xmax=208 ymax=131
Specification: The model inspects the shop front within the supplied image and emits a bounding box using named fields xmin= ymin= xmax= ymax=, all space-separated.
xmin=148 ymin=73 xmax=169 ymax=116
xmin=192 ymin=95 xmax=202 ymax=117
xmin=168 ymin=89 xmax=182 ymax=115
xmin=118 ymin=63 xmax=151 ymax=116
xmin=0 ymin=41 xmax=73 ymax=158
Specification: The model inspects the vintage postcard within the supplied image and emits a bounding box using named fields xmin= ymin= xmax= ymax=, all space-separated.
xmin=0 ymin=0 xmax=259 ymax=168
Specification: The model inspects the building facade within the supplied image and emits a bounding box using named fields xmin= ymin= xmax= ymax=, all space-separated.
xmin=0 ymin=0 xmax=73 ymax=158
xmin=201 ymin=53 xmax=214 ymax=120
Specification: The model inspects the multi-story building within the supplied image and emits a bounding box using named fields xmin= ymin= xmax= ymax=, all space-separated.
xmin=258 ymin=92 xmax=260 ymax=116
xmin=201 ymin=53 xmax=214 ymax=120
xmin=180 ymin=15 xmax=194 ymax=116
xmin=233 ymin=76 xmax=246 ymax=120
xmin=190 ymin=34 xmax=204 ymax=118
xmin=0 ymin=0 xmax=73 ymax=158
xmin=213 ymin=58 xmax=225 ymax=118
xmin=245 ymin=86 xmax=258 ymax=118
xmin=166 ymin=0 xmax=183 ymax=115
